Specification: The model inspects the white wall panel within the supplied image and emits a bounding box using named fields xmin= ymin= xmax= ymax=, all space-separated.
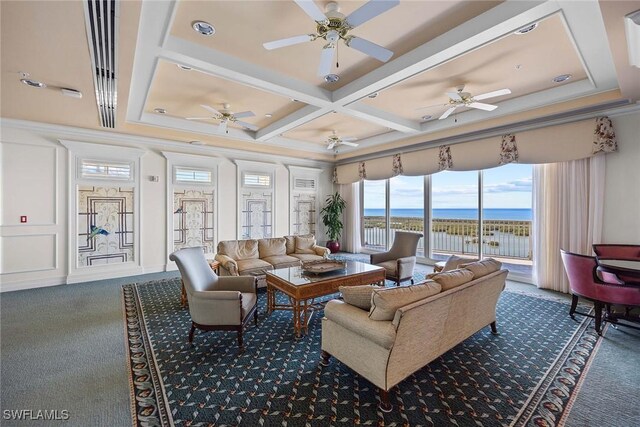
xmin=1 ymin=234 xmax=57 ymax=274
xmin=1 ymin=143 xmax=56 ymax=225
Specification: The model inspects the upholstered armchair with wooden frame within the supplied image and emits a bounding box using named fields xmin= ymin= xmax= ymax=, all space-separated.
xmin=169 ymin=247 xmax=258 ymax=350
xmin=560 ymin=249 xmax=640 ymax=335
xmin=370 ymin=231 xmax=424 ymax=286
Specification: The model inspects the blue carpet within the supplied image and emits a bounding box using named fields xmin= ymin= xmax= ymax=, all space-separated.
xmin=123 ymin=277 xmax=599 ymax=427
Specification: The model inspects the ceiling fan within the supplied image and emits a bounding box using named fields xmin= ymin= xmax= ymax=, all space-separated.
xmin=418 ymin=85 xmax=512 ymax=120
xmin=186 ymin=103 xmax=258 ymax=133
xmin=326 ymin=130 xmax=358 ymax=150
xmin=263 ymin=0 xmax=399 ymax=77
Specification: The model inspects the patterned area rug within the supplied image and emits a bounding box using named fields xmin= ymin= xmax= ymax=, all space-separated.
xmin=123 ymin=278 xmax=598 ymax=427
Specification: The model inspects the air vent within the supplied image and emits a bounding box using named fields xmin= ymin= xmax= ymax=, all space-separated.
xmin=84 ymin=0 xmax=118 ymax=128
xmin=294 ymin=178 xmax=317 ymax=191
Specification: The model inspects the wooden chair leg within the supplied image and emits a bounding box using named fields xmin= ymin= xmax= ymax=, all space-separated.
xmin=490 ymin=321 xmax=499 ymax=335
xmin=594 ymin=301 xmax=603 ymax=335
xmin=320 ymin=350 xmax=331 ymax=367
xmin=188 ymin=323 xmax=196 ymax=343
xmin=237 ymin=330 xmax=243 ymax=349
xmin=410 ymin=279 xmax=415 ymax=285
xmin=254 ymin=309 xmax=258 ymax=326
xmin=569 ymin=294 xmax=579 ymax=320
xmin=378 ymin=388 xmax=392 ymax=413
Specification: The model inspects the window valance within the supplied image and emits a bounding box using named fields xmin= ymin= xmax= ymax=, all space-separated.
xmin=333 ymin=116 xmax=617 ymax=184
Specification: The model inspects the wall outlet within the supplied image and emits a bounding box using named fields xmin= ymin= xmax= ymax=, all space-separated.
xmin=20 ymin=215 xmax=27 ymax=223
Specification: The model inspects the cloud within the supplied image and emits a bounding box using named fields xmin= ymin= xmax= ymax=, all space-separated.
xmin=432 ymin=177 xmax=532 ymax=195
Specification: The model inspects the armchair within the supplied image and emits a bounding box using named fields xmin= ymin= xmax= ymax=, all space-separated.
xmin=169 ymin=247 xmax=258 ymax=349
xmin=560 ymin=250 xmax=640 ymax=335
xmin=370 ymin=231 xmax=424 ymax=286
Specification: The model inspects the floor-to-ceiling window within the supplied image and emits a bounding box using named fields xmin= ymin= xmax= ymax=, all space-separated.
xmin=362 ymin=179 xmax=387 ymax=250
xmin=360 ymin=164 xmax=534 ymax=277
xmin=389 ymin=175 xmax=425 ymax=256
xmin=431 ymin=171 xmax=479 ymax=261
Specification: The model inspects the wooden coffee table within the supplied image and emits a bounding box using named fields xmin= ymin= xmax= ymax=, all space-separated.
xmin=266 ymin=261 xmax=386 ymax=338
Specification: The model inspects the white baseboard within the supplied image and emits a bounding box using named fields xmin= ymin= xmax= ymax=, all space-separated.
xmin=0 ymin=276 xmax=68 ymax=293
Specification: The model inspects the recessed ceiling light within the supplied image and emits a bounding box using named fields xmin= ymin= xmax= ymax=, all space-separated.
xmin=421 ymin=115 xmax=432 ymax=121
xmin=552 ymin=74 xmax=572 ymax=83
xmin=192 ymin=21 xmax=215 ymax=36
xmin=154 ymin=108 xmax=167 ymax=114
xmin=177 ymin=64 xmax=192 ymax=71
xmin=368 ymin=92 xmax=379 ymax=99
xmin=514 ymin=23 xmax=538 ymax=35
xmin=265 ymin=113 xmax=273 ymax=118
xmin=20 ymin=78 xmax=46 ymax=88
xmin=324 ymin=74 xmax=339 ymax=83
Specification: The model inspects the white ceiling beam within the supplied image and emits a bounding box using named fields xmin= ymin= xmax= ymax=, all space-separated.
xmin=332 ymin=1 xmax=557 ymax=106
xmin=162 ymin=36 xmax=333 ymax=108
xmin=255 ymin=105 xmax=329 ymax=141
xmin=337 ymin=103 xmax=421 ymax=133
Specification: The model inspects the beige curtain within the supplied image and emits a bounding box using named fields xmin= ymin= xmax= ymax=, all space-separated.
xmin=532 ymin=155 xmax=605 ymax=293
xmin=339 ymin=183 xmax=361 ymax=253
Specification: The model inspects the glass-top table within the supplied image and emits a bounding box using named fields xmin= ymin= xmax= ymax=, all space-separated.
xmin=265 ymin=260 xmax=386 ymax=338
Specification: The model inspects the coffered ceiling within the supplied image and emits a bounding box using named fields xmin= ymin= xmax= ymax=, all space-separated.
xmin=1 ymin=1 xmax=637 ymax=162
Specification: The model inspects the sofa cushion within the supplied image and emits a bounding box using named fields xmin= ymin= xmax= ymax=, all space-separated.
xmin=324 ymin=300 xmax=396 ymax=349
xmin=443 ymin=255 xmax=479 ymax=272
xmin=295 ymin=235 xmax=316 ymax=254
xmin=218 ymin=240 xmax=258 ymax=261
xmin=427 ymin=268 xmax=474 ymax=291
xmin=258 ymin=238 xmax=286 ymax=258
xmin=340 ymin=285 xmax=376 ymax=310
xmin=369 ymin=281 xmax=442 ymax=321
xmin=290 ymin=253 xmax=324 ymax=262
xmin=235 ymin=258 xmax=273 ymax=275
xmin=262 ymin=255 xmax=301 ymax=270
xmin=283 ymin=235 xmax=296 ymax=255
xmin=460 ymin=258 xmax=502 ymax=279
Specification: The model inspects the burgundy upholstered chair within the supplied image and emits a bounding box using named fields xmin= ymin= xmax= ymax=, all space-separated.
xmin=592 ymin=244 xmax=640 ymax=260
xmin=560 ymin=250 xmax=640 ymax=334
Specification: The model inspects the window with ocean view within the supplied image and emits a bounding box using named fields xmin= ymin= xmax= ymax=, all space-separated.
xmin=361 ymin=164 xmax=533 ymax=277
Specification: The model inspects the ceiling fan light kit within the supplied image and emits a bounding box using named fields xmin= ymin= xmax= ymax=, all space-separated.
xmin=263 ymin=0 xmax=399 ymax=78
xmin=326 ymin=130 xmax=358 ymax=150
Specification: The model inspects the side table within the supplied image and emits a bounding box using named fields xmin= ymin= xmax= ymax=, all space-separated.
xmin=180 ymin=259 xmax=220 ymax=308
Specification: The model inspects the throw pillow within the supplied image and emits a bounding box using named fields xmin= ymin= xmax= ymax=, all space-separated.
xmin=258 ymin=238 xmax=286 ymax=257
xmin=460 ymin=258 xmax=502 ymax=279
xmin=426 ymin=268 xmax=474 ymax=291
xmin=340 ymin=285 xmax=376 ymax=310
xmin=443 ymin=255 xmax=478 ymax=271
xmin=369 ymin=281 xmax=442 ymax=321
xmin=295 ymin=235 xmax=316 ymax=254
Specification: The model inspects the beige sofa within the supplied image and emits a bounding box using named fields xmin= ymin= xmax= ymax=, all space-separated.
xmin=215 ymin=235 xmax=329 ymax=287
xmin=321 ymin=266 xmax=507 ymax=411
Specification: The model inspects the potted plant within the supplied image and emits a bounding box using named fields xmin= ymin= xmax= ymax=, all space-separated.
xmin=320 ymin=192 xmax=346 ymax=253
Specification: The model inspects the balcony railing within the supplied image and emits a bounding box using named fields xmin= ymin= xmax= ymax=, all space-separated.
xmin=363 ymin=216 xmax=532 ymax=261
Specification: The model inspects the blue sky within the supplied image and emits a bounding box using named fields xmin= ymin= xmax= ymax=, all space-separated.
xmin=363 ymin=164 xmax=533 ymax=209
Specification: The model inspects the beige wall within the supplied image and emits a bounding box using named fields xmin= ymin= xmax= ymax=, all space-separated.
xmin=0 ymin=122 xmax=333 ymax=291
xmin=602 ymin=112 xmax=640 ymax=243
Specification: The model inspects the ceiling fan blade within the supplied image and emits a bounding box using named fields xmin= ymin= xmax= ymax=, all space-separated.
xmin=233 ymin=111 xmax=255 ymax=119
xmin=341 ymin=137 xmax=358 ymax=142
xmin=218 ymin=120 xmax=228 ymax=133
xmin=446 ymin=92 xmax=462 ymax=101
xmin=317 ymin=45 xmax=336 ymax=76
xmin=201 ymin=104 xmax=221 ymax=116
xmin=439 ymin=106 xmax=457 ymax=120
xmin=294 ymin=0 xmax=327 ymax=23
xmin=346 ymin=36 xmax=393 ymax=62
xmin=327 ymin=142 xmax=337 ymax=150
xmin=345 ymin=0 xmax=399 ymax=28
xmin=263 ymin=34 xmax=314 ymax=50
xmin=468 ymin=102 xmax=497 ymax=111
xmin=185 ymin=117 xmax=213 ymax=120
xmin=235 ymin=120 xmax=259 ymax=131
xmin=341 ymin=141 xmax=359 ymax=147
xmin=474 ymin=88 xmax=511 ymax=101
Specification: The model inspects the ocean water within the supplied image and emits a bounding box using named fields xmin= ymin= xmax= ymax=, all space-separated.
xmin=364 ymin=208 xmax=532 ymax=221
